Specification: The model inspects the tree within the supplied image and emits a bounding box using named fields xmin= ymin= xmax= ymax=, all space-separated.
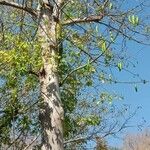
xmin=95 ymin=137 xmax=108 ymax=150
xmin=109 ymin=147 xmax=121 ymax=150
xmin=122 ymin=129 xmax=150 ymax=150
xmin=0 ymin=0 xmax=149 ymax=149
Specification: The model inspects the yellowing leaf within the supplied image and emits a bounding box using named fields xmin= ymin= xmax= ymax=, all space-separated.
xmin=128 ymin=15 xmax=139 ymax=26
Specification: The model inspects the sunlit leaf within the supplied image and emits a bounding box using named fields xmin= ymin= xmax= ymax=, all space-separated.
xmin=117 ymin=62 xmax=123 ymax=71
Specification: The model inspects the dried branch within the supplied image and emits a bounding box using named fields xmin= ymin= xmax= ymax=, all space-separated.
xmin=0 ymin=0 xmax=37 ymax=17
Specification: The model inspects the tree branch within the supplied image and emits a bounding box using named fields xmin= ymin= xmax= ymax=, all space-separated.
xmin=66 ymin=37 xmax=94 ymax=60
xmin=98 ymin=21 xmax=150 ymax=45
xmin=0 ymin=0 xmax=37 ymax=17
xmin=64 ymin=135 xmax=93 ymax=145
xmin=60 ymin=52 xmax=104 ymax=86
xmin=63 ymin=14 xmax=104 ymax=25
xmin=23 ymin=135 xmax=40 ymax=150
xmin=28 ymin=70 xmax=39 ymax=78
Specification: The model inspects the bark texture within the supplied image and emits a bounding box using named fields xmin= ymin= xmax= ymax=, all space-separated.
xmin=38 ymin=1 xmax=64 ymax=150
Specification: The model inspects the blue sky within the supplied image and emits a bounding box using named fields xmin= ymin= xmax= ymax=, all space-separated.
xmin=107 ymin=40 xmax=150 ymax=148
xmin=102 ymin=0 xmax=150 ymax=147
xmin=0 ymin=0 xmax=149 ymax=149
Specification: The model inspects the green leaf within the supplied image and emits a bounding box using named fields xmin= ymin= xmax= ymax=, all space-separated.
xmin=77 ymin=115 xmax=100 ymax=126
xmin=128 ymin=15 xmax=139 ymax=26
xmin=110 ymin=31 xmax=115 ymax=43
xmin=98 ymin=39 xmax=107 ymax=52
xmin=109 ymin=3 xmax=113 ymax=9
xmin=96 ymin=25 xmax=99 ymax=33
xmin=86 ymin=79 xmax=93 ymax=86
xmin=117 ymin=62 xmax=123 ymax=71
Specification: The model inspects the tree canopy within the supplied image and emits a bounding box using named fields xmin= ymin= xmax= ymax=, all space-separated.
xmin=0 ymin=0 xmax=150 ymax=149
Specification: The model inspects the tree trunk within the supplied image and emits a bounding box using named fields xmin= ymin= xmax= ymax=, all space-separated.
xmin=38 ymin=1 xmax=64 ymax=150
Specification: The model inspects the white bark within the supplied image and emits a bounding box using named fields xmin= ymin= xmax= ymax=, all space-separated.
xmin=0 ymin=0 xmax=64 ymax=149
xmin=38 ymin=1 xmax=64 ymax=150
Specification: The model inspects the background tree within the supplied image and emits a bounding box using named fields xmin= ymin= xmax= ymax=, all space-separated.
xmin=109 ymin=147 xmax=121 ymax=150
xmin=0 ymin=0 xmax=150 ymax=149
xmin=122 ymin=128 xmax=150 ymax=150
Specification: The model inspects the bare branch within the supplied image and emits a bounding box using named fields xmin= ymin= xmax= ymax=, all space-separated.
xmin=98 ymin=21 xmax=150 ymax=45
xmin=23 ymin=135 xmax=40 ymax=150
xmin=64 ymin=135 xmax=93 ymax=145
xmin=63 ymin=14 xmax=104 ymax=25
xmin=0 ymin=0 xmax=37 ymax=17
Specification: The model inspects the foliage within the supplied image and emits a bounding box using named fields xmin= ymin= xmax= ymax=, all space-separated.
xmin=0 ymin=0 xmax=150 ymax=149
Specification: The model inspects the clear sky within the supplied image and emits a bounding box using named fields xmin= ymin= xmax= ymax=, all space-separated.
xmin=0 ymin=0 xmax=149 ymax=149
xmin=101 ymin=0 xmax=150 ymax=147
xmin=107 ymin=37 xmax=150 ymax=148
